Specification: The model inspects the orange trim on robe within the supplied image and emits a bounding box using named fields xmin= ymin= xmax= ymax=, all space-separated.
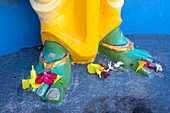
xmin=30 ymin=0 xmax=123 ymax=64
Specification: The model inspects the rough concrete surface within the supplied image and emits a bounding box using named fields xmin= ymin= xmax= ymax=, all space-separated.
xmin=0 ymin=35 xmax=170 ymax=113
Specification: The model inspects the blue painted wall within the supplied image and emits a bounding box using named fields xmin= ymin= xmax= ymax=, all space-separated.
xmin=0 ymin=0 xmax=41 ymax=56
xmin=0 ymin=0 xmax=170 ymax=56
xmin=121 ymin=0 xmax=170 ymax=34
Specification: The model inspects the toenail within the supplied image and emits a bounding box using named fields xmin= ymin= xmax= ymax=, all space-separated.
xmin=36 ymin=86 xmax=46 ymax=96
xmin=46 ymin=88 xmax=60 ymax=100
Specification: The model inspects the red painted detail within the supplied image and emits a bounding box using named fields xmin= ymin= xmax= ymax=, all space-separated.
xmin=130 ymin=63 xmax=134 ymax=67
xmin=64 ymin=87 xmax=67 ymax=92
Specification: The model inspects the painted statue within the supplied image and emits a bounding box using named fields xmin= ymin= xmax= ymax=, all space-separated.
xmin=22 ymin=0 xmax=159 ymax=104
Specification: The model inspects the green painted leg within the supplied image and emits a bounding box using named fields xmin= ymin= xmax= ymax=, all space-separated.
xmin=99 ymin=27 xmax=155 ymax=76
xmin=29 ymin=40 xmax=72 ymax=104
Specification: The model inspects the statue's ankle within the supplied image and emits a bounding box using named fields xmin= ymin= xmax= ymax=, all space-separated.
xmin=101 ymin=27 xmax=128 ymax=46
xmin=42 ymin=40 xmax=70 ymax=62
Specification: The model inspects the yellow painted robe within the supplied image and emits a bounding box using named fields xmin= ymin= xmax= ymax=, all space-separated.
xmin=30 ymin=0 xmax=124 ymax=64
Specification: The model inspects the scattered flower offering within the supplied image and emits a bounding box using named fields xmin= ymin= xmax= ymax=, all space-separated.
xmin=155 ymin=63 xmax=163 ymax=72
xmin=22 ymin=65 xmax=41 ymax=89
xmin=22 ymin=65 xmax=62 ymax=90
xmin=114 ymin=61 xmax=124 ymax=68
xmin=87 ymin=63 xmax=110 ymax=78
xmin=136 ymin=60 xmax=147 ymax=72
xmin=107 ymin=61 xmax=125 ymax=72
xmin=36 ymin=72 xmax=61 ymax=85
xmin=136 ymin=59 xmax=158 ymax=72
xmin=87 ymin=61 xmax=125 ymax=78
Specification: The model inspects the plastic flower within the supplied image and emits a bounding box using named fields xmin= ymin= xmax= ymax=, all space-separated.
xmin=114 ymin=61 xmax=124 ymax=68
xmin=87 ymin=64 xmax=104 ymax=78
xmin=36 ymin=72 xmax=62 ymax=85
xmin=141 ymin=59 xmax=156 ymax=70
xmin=22 ymin=65 xmax=42 ymax=89
xmin=87 ymin=63 xmax=110 ymax=78
xmin=107 ymin=61 xmax=125 ymax=72
xmin=136 ymin=61 xmax=147 ymax=72
xmin=136 ymin=59 xmax=157 ymax=72
xmin=107 ymin=62 xmax=117 ymax=72
xmin=155 ymin=63 xmax=163 ymax=72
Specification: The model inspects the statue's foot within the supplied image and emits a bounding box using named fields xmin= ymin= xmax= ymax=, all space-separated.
xmin=99 ymin=46 xmax=156 ymax=76
xmin=23 ymin=41 xmax=72 ymax=104
xmin=98 ymin=27 xmax=157 ymax=76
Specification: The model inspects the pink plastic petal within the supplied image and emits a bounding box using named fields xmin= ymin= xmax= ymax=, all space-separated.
xmin=37 ymin=73 xmax=44 ymax=77
xmin=47 ymin=72 xmax=51 ymax=74
xmin=35 ymin=76 xmax=44 ymax=84
xmin=48 ymin=73 xmax=57 ymax=79
xmin=44 ymin=76 xmax=54 ymax=85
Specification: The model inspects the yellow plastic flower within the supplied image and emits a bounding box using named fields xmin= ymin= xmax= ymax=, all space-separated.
xmin=87 ymin=64 xmax=105 ymax=78
xmin=136 ymin=61 xmax=147 ymax=72
xmin=22 ymin=65 xmax=42 ymax=89
xmin=54 ymin=75 xmax=62 ymax=83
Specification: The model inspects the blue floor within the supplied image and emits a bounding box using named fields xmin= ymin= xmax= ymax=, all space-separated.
xmin=0 ymin=34 xmax=170 ymax=113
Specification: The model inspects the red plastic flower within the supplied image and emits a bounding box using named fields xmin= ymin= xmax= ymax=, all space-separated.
xmin=99 ymin=64 xmax=110 ymax=78
xmin=142 ymin=59 xmax=156 ymax=71
xmin=35 ymin=72 xmax=57 ymax=85
xmin=103 ymin=72 xmax=110 ymax=78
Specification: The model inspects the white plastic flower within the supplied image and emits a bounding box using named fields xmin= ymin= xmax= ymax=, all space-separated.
xmin=107 ymin=62 xmax=116 ymax=72
xmin=114 ymin=61 xmax=124 ymax=68
xmin=107 ymin=61 xmax=125 ymax=72
xmin=155 ymin=63 xmax=163 ymax=72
